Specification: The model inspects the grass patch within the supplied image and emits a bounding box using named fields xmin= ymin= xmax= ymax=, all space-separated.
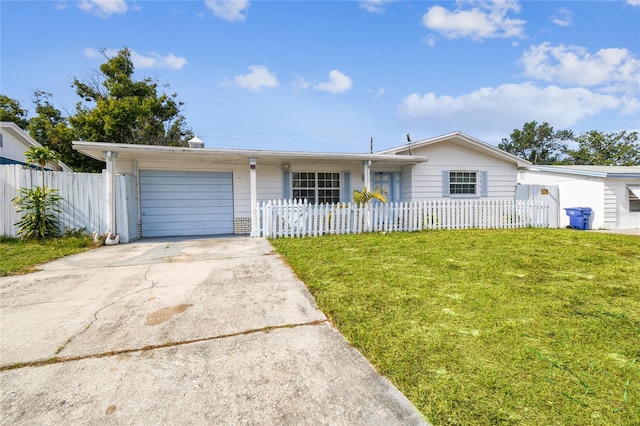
xmin=0 ymin=234 xmax=95 ymax=276
xmin=271 ymin=229 xmax=640 ymax=425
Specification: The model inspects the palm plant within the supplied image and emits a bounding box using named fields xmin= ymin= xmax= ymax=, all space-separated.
xmin=12 ymin=146 xmax=63 ymax=240
xmin=25 ymin=146 xmax=60 ymax=185
xmin=353 ymin=186 xmax=387 ymax=232
xmin=352 ymin=186 xmax=387 ymax=205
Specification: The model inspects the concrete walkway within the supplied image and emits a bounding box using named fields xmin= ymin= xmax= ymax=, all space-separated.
xmin=0 ymin=237 xmax=428 ymax=425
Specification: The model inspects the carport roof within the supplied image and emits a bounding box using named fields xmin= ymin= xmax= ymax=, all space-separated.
xmin=72 ymin=141 xmax=428 ymax=167
xmin=527 ymin=165 xmax=640 ymax=178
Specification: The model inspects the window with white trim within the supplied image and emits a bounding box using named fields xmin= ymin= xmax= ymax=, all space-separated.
xmin=449 ymin=171 xmax=477 ymax=195
xmin=292 ymin=172 xmax=340 ymax=204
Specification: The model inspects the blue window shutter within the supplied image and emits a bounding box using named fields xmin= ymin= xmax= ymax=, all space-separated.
xmin=342 ymin=171 xmax=351 ymax=203
xmin=480 ymin=171 xmax=488 ymax=197
xmin=442 ymin=170 xmax=450 ymax=197
xmin=282 ymin=170 xmax=291 ymax=200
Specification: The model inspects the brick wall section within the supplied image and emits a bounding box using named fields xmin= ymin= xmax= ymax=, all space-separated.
xmin=234 ymin=217 xmax=252 ymax=234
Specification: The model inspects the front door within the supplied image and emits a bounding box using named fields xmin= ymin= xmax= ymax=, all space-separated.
xmin=373 ymin=172 xmax=401 ymax=203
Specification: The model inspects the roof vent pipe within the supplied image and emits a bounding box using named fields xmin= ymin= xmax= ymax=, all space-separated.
xmin=188 ymin=135 xmax=204 ymax=148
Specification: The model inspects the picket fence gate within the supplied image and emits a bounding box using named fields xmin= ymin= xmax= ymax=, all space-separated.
xmin=258 ymin=198 xmax=550 ymax=238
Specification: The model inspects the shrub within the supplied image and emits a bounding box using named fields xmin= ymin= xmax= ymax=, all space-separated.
xmin=13 ymin=186 xmax=62 ymax=240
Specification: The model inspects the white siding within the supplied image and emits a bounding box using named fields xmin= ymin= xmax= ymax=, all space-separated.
xmin=606 ymin=179 xmax=640 ymax=229
xmin=0 ymin=130 xmax=29 ymax=164
xmin=406 ymin=142 xmax=518 ymax=200
xmin=603 ymin=183 xmax=617 ymax=229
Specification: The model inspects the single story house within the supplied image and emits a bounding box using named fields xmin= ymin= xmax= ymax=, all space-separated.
xmin=518 ymin=165 xmax=640 ymax=230
xmin=72 ymin=131 xmax=531 ymax=241
xmin=0 ymin=121 xmax=71 ymax=171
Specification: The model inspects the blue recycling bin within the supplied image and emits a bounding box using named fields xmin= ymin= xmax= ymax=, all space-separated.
xmin=564 ymin=207 xmax=592 ymax=230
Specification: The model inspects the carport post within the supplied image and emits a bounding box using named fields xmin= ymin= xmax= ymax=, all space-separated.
xmin=104 ymin=151 xmax=118 ymax=234
xmin=249 ymin=158 xmax=259 ymax=237
xmin=363 ymin=160 xmax=371 ymax=190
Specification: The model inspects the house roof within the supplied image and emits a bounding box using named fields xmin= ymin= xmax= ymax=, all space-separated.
xmin=0 ymin=121 xmax=72 ymax=172
xmin=377 ymin=131 xmax=532 ymax=168
xmin=72 ymin=141 xmax=428 ymax=167
xmin=527 ymin=165 xmax=640 ymax=178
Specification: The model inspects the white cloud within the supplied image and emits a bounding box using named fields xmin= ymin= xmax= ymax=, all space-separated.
xmin=627 ymin=0 xmax=640 ymax=6
xmin=423 ymin=36 xmax=437 ymax=47
xmin=551 ymin=8 xmax=572 ymax=27
xmin=422 ymin=0 xmax=526 ymax=41
xmin=314 ymin=70 xmax=353 ymax=95
xmin=397 ymin=82 xmax=623 ymax=131
xmin=292 ymin=75 xmax=312 ymax=90
xmin=130 ymin=52 xmax=187 ymax=70
xmin=83 ymin=48 xmax=187 ymax=70
xmin=205 ymin=0 xmax=249 ymax=22
xmin=83 ymin=47 xmax=101 ymax=58
xmin=520 ymin=43 xmax=640 ymax=93
xmin=233 ymin=65 xmax=279 ymax=90
xmin=366 ymin=88 xmax=386 ymax=98
xmin=359 ymin=0 xmax=395 ymax=14
xmin=78 ymin=0 xmax=127 ymax=17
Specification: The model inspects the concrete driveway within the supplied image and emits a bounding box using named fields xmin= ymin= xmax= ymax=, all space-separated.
xmin=0 ymin=237 xmax=427 ymax=425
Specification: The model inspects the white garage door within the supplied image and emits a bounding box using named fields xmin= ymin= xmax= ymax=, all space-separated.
xmin=140 ymin=170 xmax=233 ymax=237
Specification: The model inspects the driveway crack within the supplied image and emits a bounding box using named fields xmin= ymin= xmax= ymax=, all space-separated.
xmin=2 ymin=319 xmax=329 ymax=371
xmin=53 ymin=265 xmax=158 ymax=356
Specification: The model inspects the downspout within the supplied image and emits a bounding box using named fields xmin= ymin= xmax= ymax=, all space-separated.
xmin=249 ymin=158 xmax=259 ymax=237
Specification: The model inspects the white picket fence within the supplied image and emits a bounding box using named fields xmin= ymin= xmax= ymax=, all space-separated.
xmin=258 ymin=198 xmax=550 ymax=238
xmin=1 ymin=165 xmax=137 ymax=241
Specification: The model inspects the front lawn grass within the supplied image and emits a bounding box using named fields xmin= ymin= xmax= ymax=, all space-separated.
xmin=0 ymin=235 xmax=94 ymax=276
xmin=271 ymin=228 xmax=640 ymax=425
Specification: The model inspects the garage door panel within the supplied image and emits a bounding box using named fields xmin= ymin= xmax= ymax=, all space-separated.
xmin=143 ymin=219 xmax=233 ymax=228
xmin=139 ymin=184 xmax=233 ymax=194
xmin=143 ymin=209 xmax=234 ymax=221
xmin=141 ymin=191 xmax=233 ymax=201
xmin=143 ymin=227 xmax=228 ymax=238
xmin=140 ymin=170 xmax=234 ymax=237
xmin=142 ymin=199 xmax=233 ymax=209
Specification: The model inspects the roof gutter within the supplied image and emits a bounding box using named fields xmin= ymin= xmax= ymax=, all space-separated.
xmin=528 ymin=166 xmax=640 ymax=179
xmin=72 ymin=141 xmax=428 ymax=164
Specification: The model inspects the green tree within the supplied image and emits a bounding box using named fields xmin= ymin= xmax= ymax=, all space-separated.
xmin=499 ymin=121 xmax=573 ymax=164
xmin=563 ymin=130 xmax=640 ymax=166
xmin=28 ymin=91 xmax=103 ymax=172
xmin=69 ymin=48 xmax=193 ymax=146
xmin=0 ymin=94 xmax=29 ymax=128
xmin=13 ymin=146 xmax=63 ymax=240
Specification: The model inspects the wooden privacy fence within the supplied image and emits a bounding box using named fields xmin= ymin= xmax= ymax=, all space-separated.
xmin=1 ymin=165 xmax=137 ymax=241
xmin=259 ymin=198 xmax=550 ymax=238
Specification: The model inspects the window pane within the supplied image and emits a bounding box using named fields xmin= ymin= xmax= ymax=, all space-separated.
xmin=292 ymin=171 xmax=341 ymax=204
xmin=449 ymin=171 xmax=477 ymax=195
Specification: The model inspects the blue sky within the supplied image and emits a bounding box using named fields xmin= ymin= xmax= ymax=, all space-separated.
xmin=2 ymin=0 xmax=639 ymax=152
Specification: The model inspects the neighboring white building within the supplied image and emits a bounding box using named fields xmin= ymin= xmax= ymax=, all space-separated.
xmin=519 ymin=165 xmax=640 ymax=230
xmin=0 ymin=122 xmax=71 ymax=171
xmin=72 ymin=131 xmax=530 ymax=240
